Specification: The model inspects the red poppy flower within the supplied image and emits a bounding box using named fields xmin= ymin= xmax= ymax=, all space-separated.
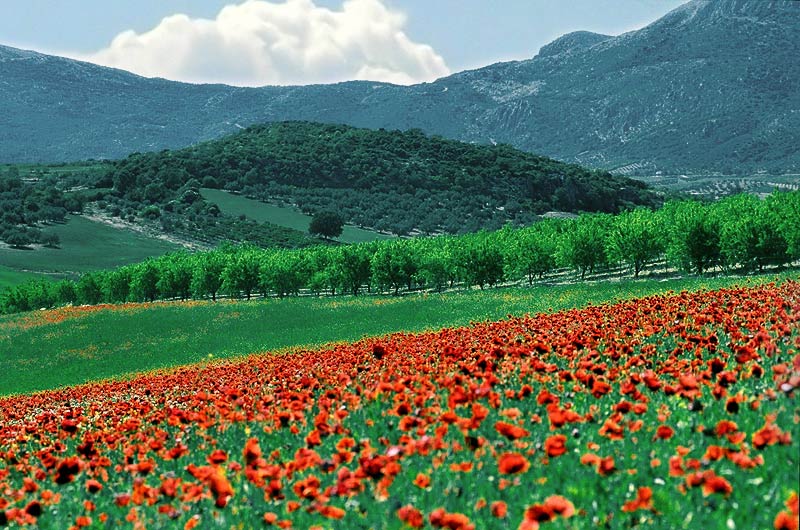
xmin=544 ymin=434 xmax=567 ymax=457
xmin=491 ymin=501 xmax=507 ymax=518
xmin=655 ymin=425 xmax=674 ymax=440
xmin=495 ymin=421 xmax=529 ymax=440
xmin=622 ymin=487 xmax=653 ymax=512
xmin=497 ymin=453 xmax=530 ymax=474
xmin=397 ymin=505 xmax=424 ymax=528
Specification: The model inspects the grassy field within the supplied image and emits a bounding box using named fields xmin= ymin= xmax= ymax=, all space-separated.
xmin=0 ymin=215 xmax=180 ymax=277
xmin=202 ymin=188 xmax=394 ymax=244
xmin=2 ymin=272 xmax=792 ymax=396
xmin=0 ymin=265 xmax=44 ymax=292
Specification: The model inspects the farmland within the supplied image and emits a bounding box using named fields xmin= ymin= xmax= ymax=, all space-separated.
xmin=0 ymin=279 xmax=797 ymax=528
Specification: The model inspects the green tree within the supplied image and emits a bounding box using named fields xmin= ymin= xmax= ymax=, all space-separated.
xmin=459 ymin=235 xmax=504 ymax=289
xmin=104 ymin=268 xmax=132 ymax=303
xmin=260 ymin=251 xmax=310 ymax=298
xmin=716 ymin=195 xmax=789 ymax=271
xmin=556 ymin=214 xmax=610 ymax=280
xmin=505 ymin=221 xmax=558 ymax=284
xmin=130 ymin=261 xmax=160 ymax=302
xmin=766 ymin=191 xmax=800 ymax=261
xmin=371 ymin=242 xmax=417 ymax=295
xmin=606 ymin=208 xmax=664 ymax=277
xmin=309 ymin=211 xmax=344 ymax=239
xmin=661 ymin=201 xmax=720 ymax=275
xmin=337 ymin=245 xmax=372 ymax=296
xmin=156 ymin=253 xmax=193 ymax=301
xmin=76 ymin=273 xmax=104 ymax=305
xmin=191 ymin=251 xmax=226 ymax=301
xmin=222 ymin=248 xmax=261 ymax=300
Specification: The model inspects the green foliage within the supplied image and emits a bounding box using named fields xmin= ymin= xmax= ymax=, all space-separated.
xmin=0 ymin=169 xmax=79 ymax=247
xmin=662 ymin=200 xmax=721 ymax=275
xmin=221 ymin=248 xmax=261 ymax=300
xmin=715 ymin=194 xmax=791 ymax=272
xmin=606 ymin=209 xmax=664 ymax=277
xmin=1 ymin=192 xmax=798 ymax=315
xmin=557 ymin=214 xmax=612 ymax=279
xmin=102 ymin=122 xmax=660 ymax=237
xmin=308 ymin=211 xmax=344 ymax=239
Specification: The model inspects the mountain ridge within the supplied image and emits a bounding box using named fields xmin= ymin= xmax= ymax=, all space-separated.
xmin=1 ymin=0 xmax=798 ymax=174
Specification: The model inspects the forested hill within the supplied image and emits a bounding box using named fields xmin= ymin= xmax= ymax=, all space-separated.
xmin=2 ymin=0 xmax=798 ymax=174
xmin=103 ymin=122 xmax=659 ymax=235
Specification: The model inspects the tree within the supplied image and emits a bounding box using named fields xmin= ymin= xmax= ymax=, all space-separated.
xmin=766 ymin=191 xmax=800 ymax=261
xmin=309 ymin=211 xmax=344 ymax=239
xmin=155 ymin=253 xmax=193 ymax=301
xmin=336 ymin=245 xmax=372 ymax=296
xmin=459 ymin=236 xmax=504 ymax=289
xmin=661 ymin=201 xmax=720 ymax=275
xmin=222 ymin=249 xmax=261 ymax=300
xmin=130 ymin=261 xmax=160 ymax=302
xmin=371 ymin=242 xmax=417 ymax=295
xmin=716 ymin=195 xmax=789 ymax=272
xmin=556 ymin=214 xmax=611 ymax=280
xmin=76 ymin=273 xmax=103 ymax=305
xmin=260 ymin=251 xmax=310 ymax=298
xmin=40 ymin=232 xmax=60 ymax=248
xmin=104 ymin=268 xmax=132 ymax=303
xmin=3 ymin=227 xmax=37 ymax=248
xmin=605 ymin=209 xmax=663 ymax=277
xmin=505 ymin=222 xmax=558 ymax=284
xmin=191 ymin=251 xmax=226 ymax=301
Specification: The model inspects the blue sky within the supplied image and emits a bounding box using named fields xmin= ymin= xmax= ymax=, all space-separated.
xmin=0 ymin=0 xmax=687 ymax=85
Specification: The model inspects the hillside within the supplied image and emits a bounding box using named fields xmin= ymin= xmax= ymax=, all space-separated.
xmin=1 ymin=0 xmax=798 ymax=175
xmin=100 ymin=122 xmax=659 ymax=235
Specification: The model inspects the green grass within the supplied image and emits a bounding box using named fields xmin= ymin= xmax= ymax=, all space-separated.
xmin=0 ymin=265 xmax=45 ymax=292
xmin=0 ymin=215 xmax=180 ymax=276
xmin=1 ymin=272 xmax=792 ymax=396
xmin=202 ymin=188 xmax=394 ymax=244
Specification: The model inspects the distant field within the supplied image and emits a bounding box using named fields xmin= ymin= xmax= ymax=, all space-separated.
xmin=0 ymin=265 xmax=44 ymax=292
xmin=0 ymin=215 xmax=180 ymax=276
xmin=202 ymin=188 xmax=394 ymax=244
xmin=1 ymin=272 xmax=791 ymax=396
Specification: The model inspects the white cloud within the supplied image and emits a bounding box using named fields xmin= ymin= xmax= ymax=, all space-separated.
xmin=72 ymin=0 xmax=449 ymax=86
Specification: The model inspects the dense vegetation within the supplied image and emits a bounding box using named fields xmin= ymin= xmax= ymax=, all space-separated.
xmin=101 ymin=122 xmax=660 ymax=236
xmin=3 ymin=192 xmax=796 ymax=314
xmin=0 ymin=167 xmax=86 ymax=248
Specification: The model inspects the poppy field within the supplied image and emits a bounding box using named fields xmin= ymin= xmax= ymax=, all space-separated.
xmin=0 ymin=281 xmax=798 ymax=529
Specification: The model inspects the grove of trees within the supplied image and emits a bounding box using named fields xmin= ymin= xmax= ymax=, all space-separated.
xmin=2 ymin=192 xmax=798 ymax=314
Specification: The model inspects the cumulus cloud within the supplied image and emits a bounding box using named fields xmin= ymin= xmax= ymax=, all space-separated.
xmin=73 ymin=0 xmax=449 ymax=86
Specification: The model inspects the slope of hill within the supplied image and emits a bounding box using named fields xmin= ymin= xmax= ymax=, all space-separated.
xmin=1 ymin=0 xmax=798 ymax=174
xmin=100 ymin=122 xmax=659 ymax=235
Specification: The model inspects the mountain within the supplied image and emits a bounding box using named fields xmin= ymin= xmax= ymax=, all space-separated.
xmin=99 ymin=122 xmax=659 ymax=236
xmin=1 ymin=0 xmax=798 ymax=174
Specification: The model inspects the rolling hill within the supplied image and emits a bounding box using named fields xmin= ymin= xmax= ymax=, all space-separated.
xmin=1 ymin=0 xmax=797 ymax=174
xmin=98 ymin=122 xmax=659 ymax=235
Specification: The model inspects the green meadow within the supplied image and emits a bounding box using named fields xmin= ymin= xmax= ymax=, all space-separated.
xmin=201 ymin=188 xmax=394 ymax=244
xmin=2 ymin=272 xmax=791 ymax=396
xmin=0 ymin=265 xmax=43 ymax=292
xmin=0 ymin=215 xmax=180 ymax=277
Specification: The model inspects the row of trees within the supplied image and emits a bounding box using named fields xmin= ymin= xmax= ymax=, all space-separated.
xmin=2 ymin=192 xmax=797 ymax=314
